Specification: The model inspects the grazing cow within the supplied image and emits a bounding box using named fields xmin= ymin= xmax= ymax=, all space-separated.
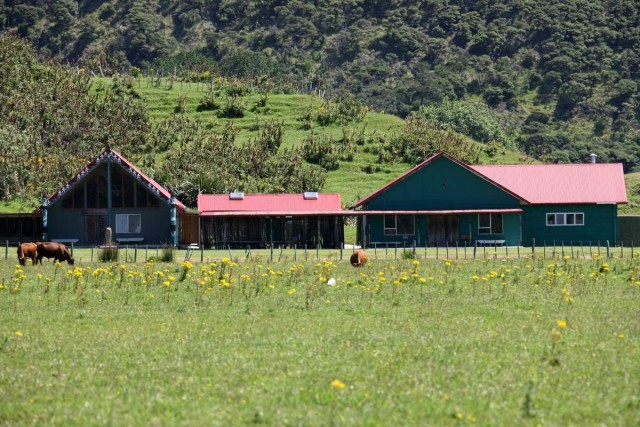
xmin=350 ymin=249 xmax=368 ymax=267
xmin=17 ymin=242 xmax=39 ymax=266
xmin=36 ymin=242 xmax=75 ymax=265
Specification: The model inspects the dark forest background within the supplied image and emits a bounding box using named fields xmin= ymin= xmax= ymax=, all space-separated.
xmin=2 ymin=0 xmax=640 ymax=204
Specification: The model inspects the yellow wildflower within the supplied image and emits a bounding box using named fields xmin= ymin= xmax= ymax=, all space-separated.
xmin=331 ymin=379 xmax=346 ymax=389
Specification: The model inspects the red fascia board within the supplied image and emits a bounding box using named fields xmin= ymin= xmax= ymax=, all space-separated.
xmin=347 ymin=208 xmax=523 ymax=215
xmin=200 ymin=208 xmax=523 ymax=217
xmin=199 ymin=210 xmax=349 ymax=217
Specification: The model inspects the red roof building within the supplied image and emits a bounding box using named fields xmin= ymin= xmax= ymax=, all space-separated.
xmin=351 ymin=152 xmax=627 ymax=247
xmin=198 ymin=193 xmax=343 ymax=217
xmin=198 ymin=192 xmax=345 ymax=248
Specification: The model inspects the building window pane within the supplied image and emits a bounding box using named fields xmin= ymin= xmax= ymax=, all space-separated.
xmin=121 ymin=177 xmax=133 ymax=208
xmin=86 ymin=176 xmax=98 ymax=208
xmin=491 ymin=214 xmax=503 ymax=233
xmin=136 ymin=184 xmax=148 ymax=208
xmin=115 ymin=214 xmax=142 ymax=234
xmin=397 ymin=216 xmax=415 ymax=235
xmin=479 ymin=214 xmax=503 ymax=235
xmin=384 ymin=215 xmax=396 ymax=235
xmin=546 ymin=212 xmax=585 ymax=226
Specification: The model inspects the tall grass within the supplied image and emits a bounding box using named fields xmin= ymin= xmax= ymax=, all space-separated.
xmin=1 ymin=255 xmax=638 ymax=425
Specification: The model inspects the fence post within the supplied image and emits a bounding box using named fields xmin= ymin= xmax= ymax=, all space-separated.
xmin=473 ymin=240 xmax=477 ymax=259
xmin=91 ymin=246 xmax=94 ymax=262
xmin=200 ymin=244 xmax=204 ymax=263
xmin=70 ymin=242 xmax=74 ymax=257
xmin=5 ymin=240 xmax=8 ymax=260
xmin=532 ymin=238 xmax=535 ymax=256
xmin=134 ymin=245 xmax=138 ymax=263
xmin=620 ymin=241 xmax=623 ymax=258
xmin=570 ymin=241 xmax=574 ymax=258
xmin=606 ymin=240 xmax=610 ymax=258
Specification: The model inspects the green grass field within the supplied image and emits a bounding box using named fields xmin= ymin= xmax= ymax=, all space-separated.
xmin=1 ymin=254 xmax=639 ymax=426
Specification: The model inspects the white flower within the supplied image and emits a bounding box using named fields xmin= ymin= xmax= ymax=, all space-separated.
xmin=327 ymin=278 xmax=336 ymax=286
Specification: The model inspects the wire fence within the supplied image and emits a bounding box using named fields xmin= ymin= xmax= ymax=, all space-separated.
xmin=4 ymin=240 xmax=639 ymax=264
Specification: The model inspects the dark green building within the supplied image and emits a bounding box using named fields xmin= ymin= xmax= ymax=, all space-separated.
xmin=352 ymin=152 xmax=627 ymax=247
xmin=42 ymin=147 xmax=186 ymax=246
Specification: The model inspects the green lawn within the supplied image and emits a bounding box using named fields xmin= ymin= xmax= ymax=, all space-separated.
xmin=1 ymin=255 xmax=638 ymax=425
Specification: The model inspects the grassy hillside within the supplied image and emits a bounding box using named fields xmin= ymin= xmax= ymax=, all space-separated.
xmin=621 ymin=172 xmax=640 ymax=216
xmin=126 ymin=77 xmax=529 ymax=207
xmin=4 ymin=0 xmax=640 ymax=172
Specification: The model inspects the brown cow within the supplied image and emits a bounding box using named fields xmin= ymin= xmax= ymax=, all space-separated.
xmin=36 ymin=242 xmax=75 ymax=265
xmin=350 ymin=249 xmax=368 ymax=267
xmin=17 ymin=242 xmax=39 ymax=266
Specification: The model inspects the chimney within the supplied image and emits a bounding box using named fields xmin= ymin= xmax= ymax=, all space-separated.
xmin=590 ymin=153 xmax=597 ymax=164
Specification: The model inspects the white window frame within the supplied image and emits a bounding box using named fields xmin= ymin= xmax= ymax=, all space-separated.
xmin=546 ymin=212 xmax=584 ymax=226
xmin=384 ymin=215 xmax=415 ymax=235
xmin=116 ymin=214 xmax=142 ymax=234
xmin=478 ymin=213 xmax=503 ymax=235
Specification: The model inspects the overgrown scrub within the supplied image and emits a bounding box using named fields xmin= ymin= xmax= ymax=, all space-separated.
xmin=0 ymin=36 xmax=151 ymax=201
xmin=98 ymin=245 xmax=119 ymax=262
xmin=1 ymin=255 xmax=638 ymax=425
xmin=377 ymin=113 xmax=481 ymax=164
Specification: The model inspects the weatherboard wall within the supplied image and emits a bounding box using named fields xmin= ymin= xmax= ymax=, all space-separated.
xmin=358 ymin=155 xmax=522 ymax=245
xmin=46 ymin=162 xmax=176 ymax=246
xmin=521 ymin=204 xmax=618 ymax=245
xmin=362 ymin=155 xmax=521 ymax=211
xmin=362 ymin=213 xmax=521 ymax=246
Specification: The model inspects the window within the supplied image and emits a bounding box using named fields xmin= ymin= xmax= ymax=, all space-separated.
xmin=384 ymin=215 xmax=415 ymax=235
xmin=546 ymin=213 xmax=584 ymax=226
xmin=116 ymin=214 xmax=141 ymax=234
xmin=478 ymin=214 xmax=503 ymax=234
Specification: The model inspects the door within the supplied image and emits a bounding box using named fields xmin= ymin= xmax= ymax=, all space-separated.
xmin=428 ymin=216 xmax=445 ymax=245
xmin=86 ymin=215 xmax=107 ymax=245
xmin=428 ymin=215 xmax=459 ymax=245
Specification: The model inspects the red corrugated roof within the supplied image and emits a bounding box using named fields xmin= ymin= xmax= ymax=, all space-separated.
xmin=198 ymin=193 xmax=342 ymax=216
xmin=351 ymin=152 xmax=627 ymax=208
xmin=46 ymin=148 xmax=186 ymax=211
xmin=471 ymin=163 xmax=627 ymax=204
